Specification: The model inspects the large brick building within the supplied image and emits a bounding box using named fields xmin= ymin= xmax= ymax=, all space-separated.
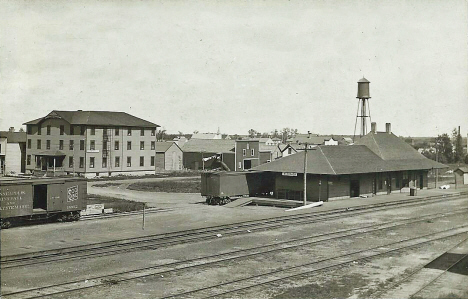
xmin=24 ymin=110 xmax=159 ymax=177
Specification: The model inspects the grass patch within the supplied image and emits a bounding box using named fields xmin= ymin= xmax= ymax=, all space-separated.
xmin=92 ymin=182 xmax=123 ymax=188
xmin=87 ymin=195 xmax=147 ymax=213
xmin=87 ymin=170 xmax=201 ymax=182
xmin=127 ymin=179 xmax=201 ymax=193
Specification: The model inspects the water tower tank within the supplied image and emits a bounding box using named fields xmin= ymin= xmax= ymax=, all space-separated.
xmin=357 ymin=77 xmax=371 ymax=99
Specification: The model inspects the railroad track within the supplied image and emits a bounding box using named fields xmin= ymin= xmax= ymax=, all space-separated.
xmin=2 ymin=191 xmax=467 ymax=269
xmin=80 ymin=207 xmax=173 ymax=221
xmin=2 ymin=210 xmax=467 ymax=299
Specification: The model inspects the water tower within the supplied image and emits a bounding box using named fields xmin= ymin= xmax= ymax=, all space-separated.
xmin=354 ymin=77 xmax=372 ymax=139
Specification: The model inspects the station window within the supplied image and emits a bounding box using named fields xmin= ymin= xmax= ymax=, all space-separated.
xmin=115 ymin=156 xmax=120 ymax=167
xmin=115 ymin=141 xmax=119 ymax=150
xmin=69 ymin=156 xmax=73 ymax=168
xmin=60 ymin=125 xmax=64 ymax=135
xmin=151 ymin=141 xmax=155 ymax=150
xmin=79 ymin=157 xmax=84 ymax=168
xmin=90 ymin=140 xmax=95 ymax=150
xmin=127 ymin=157 xmax=131 ymax=167
xmin=127 ymin=141 xmax=132 ymax=150
xmin=140 ymin=128 xmax=145 ymax=136
xmin=37 ymin=139 xmax=41 ymax=149
xmin=90 ymin=157 xmax=95 ymax=168
xmin=140 ymin=141 xmax=144 ymax=150
xmin=80 ymin=140 xmax=85 ymax=150
xmin=27 ymin=139 xmax=31 ymax=149
xmin=59 ymin=140 xmax=64 ymax=150
xmin=47 ymin=125 xmax=51 ymax=135
xmin=140 ymin=156 xmax=144 ymax=166
xmin=46 ymin=140 xmax=51 ymax=150
xmin=27 ymin=155 xmax=31 ymax=165
xmin=151 ymin=156 xmax=155 ymax=166
xmin=69 ymin=140 xmax=74 ymax=150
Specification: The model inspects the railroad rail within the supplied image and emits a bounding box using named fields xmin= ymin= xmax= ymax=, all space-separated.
xmin=2 ymin=191 xmax=467 ymax=269
xmin=80 ymin=207 xmax=173 ymax=221
xmin=2 ymin=210 xmax=467 ymax=299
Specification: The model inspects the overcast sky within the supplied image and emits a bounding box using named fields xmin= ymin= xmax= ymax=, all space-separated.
xmin=1 ymin=0 xmax=467 ymax=137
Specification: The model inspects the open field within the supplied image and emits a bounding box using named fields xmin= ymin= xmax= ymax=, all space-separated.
xmin=87 ymin=195 xmax=147 ymax=212
xmin=127 ymin=178 xmax=201 ymax=193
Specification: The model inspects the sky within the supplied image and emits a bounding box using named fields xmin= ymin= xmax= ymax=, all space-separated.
xmin=1 ymin=0 xmax=467 ymax=137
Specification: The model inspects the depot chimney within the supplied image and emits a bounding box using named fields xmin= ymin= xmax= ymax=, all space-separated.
xmin=385 ymin=123 xmax=391 ymax=134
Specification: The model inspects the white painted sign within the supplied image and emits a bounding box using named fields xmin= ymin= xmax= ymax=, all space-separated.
xmin=282 ymin=172 xmax=298 ymax=177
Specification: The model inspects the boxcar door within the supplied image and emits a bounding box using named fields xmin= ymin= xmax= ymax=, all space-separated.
xmin=47 ymin=183 xmax=63 ymax=211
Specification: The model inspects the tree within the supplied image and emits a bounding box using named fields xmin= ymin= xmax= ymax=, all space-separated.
xmin=281 ymin=128 xmax=298 ymax=143
xmin=435 ymin=134 xmax=453 ymax=163
xmin=261 ymin=132 xmax=270 ymax=138
xmin=248 ymin=129 xmax=258 ymax=138
xmin=193 ymin=130 xmax=199 ymax=134
xmin=156 ymin=129 xmax=167 ymax=141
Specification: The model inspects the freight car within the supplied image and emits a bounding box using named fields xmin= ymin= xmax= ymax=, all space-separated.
xmin=0 ymin=177 xmax=87 ymax=228
xmin=201 ymin=171 xmax=275 ymax=205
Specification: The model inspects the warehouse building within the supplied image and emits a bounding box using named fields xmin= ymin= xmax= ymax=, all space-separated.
xmin=253 ymin=123 xmax=446 ymax=201
xmin=24 ymin=110 xmax=159 ymax=177
xmin=182 ymin=139 xmax=235 ymax=170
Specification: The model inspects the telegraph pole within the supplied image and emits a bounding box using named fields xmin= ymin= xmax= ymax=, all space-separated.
xmin=302 ymin=131 xmax=311 ymax=206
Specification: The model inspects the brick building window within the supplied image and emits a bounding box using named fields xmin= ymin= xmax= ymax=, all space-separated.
xmin=90 ymin=157 xmax=95 ymax=168
xmin=90 ymin=127 xmax=95 ymax=135
xmin=151 ymin=156 xmax=155 ymax=166
xmin=59 ymin=140 xmax=64 ymax=150
xmin=127 ymin=157 xmax=131 ymax=167
xmin=79 ymin=157 xmax=84 ymax=168
xmin=102 ymin=157 xmax=107 ymax=168
xmin=251 ymin=149 xmax=255 ymax=156
xmin=60 ymin=125 xmax=64 ymax=135
xmin=47 ymin=125 xmax=51 ymax=135
xmin=115 ymin=156 xmax=120 ymax=167
xmin=37 ymin=140 xmax=41 ymax=149
xmin=151 ymin=129 xmax=155 ymax=136
xmin=127 ymin=141 xmax=131 ymax=150
xmin=103 ymin=141 xmax=107 ymax=150
xmin=70 ymin=140 xmax=74 ymax=150
xmin=46 ymin=140 xmax=51 ymax=150
xmin=27 ymin=125 xmax=32 ymax=134
xmin=27 ymin=155 xmax=31 ymax=165
xmin=38 ymin=125 xmax=42 ymax=135
xmin=115 ymin=128 xmax=119 ymax=136
xmin=90 ymin=140 xmax=95 ymax=150
xmin=140 ymin=156 xmax=144 ymax=166
xmin=69 ymin=156 xmax=73 ymax=168
xmin=70 ymin=126 xmax=74 ymax=135
xmin=115 ymin=141 xmax=119 ymax=150
xmin=127 ymin=129 xmax=132 ymax=136
xmin=80 ymin=140 xmax=85 ymax=150
xmin=140 ymin=141 xmax=144 ymax=150
xmin=140 ymin=128 xmax=145 ymax=136
xmin=242 ymin=149 xmax=246 ymax=156
xmin=80 ymin=126 xmax=85 ymax=135
xmin=151 ymin=141 xmax=155 ymax=150
xmin=27 ymin=139 xmax=31 ymax=149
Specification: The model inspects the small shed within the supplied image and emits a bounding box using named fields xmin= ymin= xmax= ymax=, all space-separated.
xmin=454 ymin=167 xmax=468 ymax=186
xmin=156 ymin=142 xmax=183 ymax=171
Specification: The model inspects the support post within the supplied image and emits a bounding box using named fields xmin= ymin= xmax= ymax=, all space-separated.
xmin=303 ymin=143 xmax=308 ymax=206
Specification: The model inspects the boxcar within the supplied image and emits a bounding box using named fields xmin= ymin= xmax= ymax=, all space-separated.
xmin=0 ymin=177 xmax=87 ymax=228
xmin=201 ymin=171 xmax=275 ymax=205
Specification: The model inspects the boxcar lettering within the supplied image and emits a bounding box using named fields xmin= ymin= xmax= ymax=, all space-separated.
xmin=67 ymin=186 xmax=79 ymax=202
xmin=67 ymin=205 xmax=78 ymax=209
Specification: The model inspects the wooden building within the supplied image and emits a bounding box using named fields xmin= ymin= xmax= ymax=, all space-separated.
xmin=235 ymin=140 xmax=260 ymax=171
xmin=24 ymin=110 xmax=159 ymax=177
xmin=253 ymin=124 xmax=447 ymax=201
xmin=455 ymin=167 xmax=468 ymax=186
xmin=0 ymin=130 xmax=26 ymax=175
xmin=182 ymin=139 xmax=235 ymax=170
xmin=155 ymin=141 xmax=183 ymax=171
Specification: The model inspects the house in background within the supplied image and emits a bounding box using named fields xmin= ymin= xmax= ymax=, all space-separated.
xmin=259 ymin=144 xmax=282 ymax=164
xmin=182 ymin=139 xmax=235 ymax=170
xmin=155 ymin=141 xmax=183 ymax=171
xmin=279 ymin=144 xmax=298 ymax=158
xmin=24 ymin=110 xmax=159 ymax=177
xmin=0 ymin=129 xmax=27 ymax=176
xmin=235 ymin=139 xmax=260 ymax=171
xmin=191 ymin=133 xmax=222 ymax=140
xmin=454 ymin=167 xmax=468 ymax=186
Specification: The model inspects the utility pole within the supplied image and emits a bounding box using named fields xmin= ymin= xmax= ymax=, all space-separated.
xmin=302 ymin=131 xmax=311 ymax=206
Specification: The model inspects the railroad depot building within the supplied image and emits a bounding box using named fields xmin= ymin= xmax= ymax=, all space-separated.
xmin=24 ymin=110 xmax=159 ymax=177
xmin=253 ymin=123 xmax=446 ymax=201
